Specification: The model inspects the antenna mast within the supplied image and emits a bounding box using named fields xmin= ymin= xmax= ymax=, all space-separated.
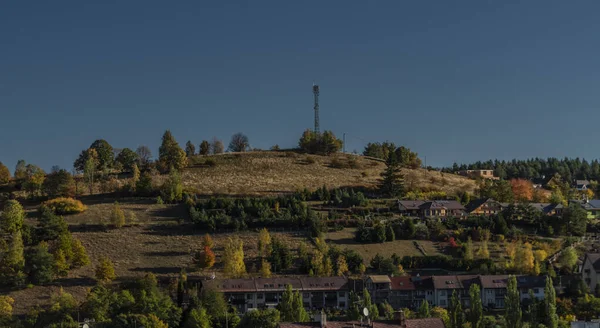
xmin=313 ymin=83 xmax=320 ymax=135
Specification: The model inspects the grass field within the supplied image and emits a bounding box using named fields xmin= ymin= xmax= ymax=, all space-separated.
xmin=325 ymin=228 xmax=445 ymax=263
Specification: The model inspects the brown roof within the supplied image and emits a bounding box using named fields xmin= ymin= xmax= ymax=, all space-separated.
xmin=255 ymin=277 xmax=303 ymax=291
xmin=390 ymin=276 xmax=416 ymax=291
xmin=456 ymin=275 xmax=479 ymax=291
xmin=411 ymin=276 xmax=434 ymax=290
xmin=300 ymin=276 xmax=348 ymax=291
xmin=368 ymin=275 xmax=392 ymax=284
xmin=278 ymin=318 xmax=445 ymax=328
xmin=398 ymin=200 xmax=426 ymax=210
xmin=479 ymin=275 xmax=509 ymax=289
xmin=432 ymin=276 xmax=463 ymax=290
xmin=420 ymin=200 xmax=465 ymax=211
xmin=203 ymin=278 xmax=257 ymax=293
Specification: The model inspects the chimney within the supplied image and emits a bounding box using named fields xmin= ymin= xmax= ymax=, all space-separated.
xmin=395 ymin=310 xmax=406 ymax=328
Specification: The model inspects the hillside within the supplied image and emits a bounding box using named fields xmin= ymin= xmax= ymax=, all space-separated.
xmin=176 ymin=151 xmax=476 ymax=196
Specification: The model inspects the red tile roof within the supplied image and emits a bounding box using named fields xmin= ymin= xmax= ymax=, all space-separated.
xmin=390 ymin=276 xmax=416 ymax=291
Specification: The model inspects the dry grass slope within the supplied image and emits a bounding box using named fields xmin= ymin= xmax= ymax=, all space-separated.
xmin=178 ymin=151 xmax=476 ymax=196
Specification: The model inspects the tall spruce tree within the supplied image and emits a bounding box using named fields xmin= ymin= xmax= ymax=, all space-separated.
xmin=505 ymin=275 xmax=522 ymax=328
xmin=158 ymin=130 xmax=187 ymax=172
xmin=379 ymin=152 xmax=404 ymax=197
xmin=469 ymin=284 xmax=483 ymax=328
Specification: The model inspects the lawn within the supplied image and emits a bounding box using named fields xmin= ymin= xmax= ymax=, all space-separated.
xmin=325 ymin=228 xmax=444 ymax=263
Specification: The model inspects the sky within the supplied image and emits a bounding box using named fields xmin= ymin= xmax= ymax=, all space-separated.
xmin=1 ymin=1 xmax=600 ymax=172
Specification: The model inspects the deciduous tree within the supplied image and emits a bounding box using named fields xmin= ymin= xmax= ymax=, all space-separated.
xmin=115 ymin=148 xmax=138 ymax=172
xmin=544 ymin=277 xmax=558 ymax=328
xmin=223 ymin=238 xmax=246 ymax=277
xmin=258 ymin=228 xmax=272 ymax=258
xmin=160 ymin=169 xmax=183 ymax=203
xmin=0 ymin=162 xmax=10 ymax=184
xmin=158 ymin=130 xmax=187 ymax=172
xmin=201 ymin=234 xmax=214 ymax=249
xmin=14 ymin=160 xmax=27 ymax=180
xmin=240 ymin=308 xmax=280 ymax=328
xmin=95 ymin=256 xmax=116 ymax=282
xmin=505 ymin=275 xmax=522 ymax=328
xmin=210 ymin=137 xmax=224 ymax=154
xmin=1 ymin=231 xmax=25 ymax=285
xmin=71 ymin=238 xmax=90 ymax=268
xmin=558 ymin=247 xmax=578 ymax=273
xmin=260 ymin=259 xmax=272 ymax=278
xmin=418 ymin=300 xmax=431 ymax=318
xmin=185 ymin=141 xmax=196 ymax=157
xmin=89 ymin=139 xmax=115 ymax=171
xmin=510 ymin=179 xmax=534 ymax=202
xmin=449 ymin=290 xmax=464 ymax=328
xmin=336 ymin=255 xmax=349 ymax=276
xmin=1 ymin=200 xmax=24 ymax=234
xmin=23 ymin=164 xmax=46 ymax=197
xmin=42 ymin=169 xmax=75 ymax=198
xmin=194 ymin=246 xmax=216 ymax=271
xmin=278 ymin=284 xmax=309 ymax=322
xmin=182 ymin=308 xmax=211 ymax=328
xmin=228 ymin=133 xmax=250 ymax=152
xmin=110 ymin=202 xmax=125 ymax=228
xmin=136 ymin=145 xmax=153 ymax=167
xmin=469 ymin=284 xmax=483 ymax=328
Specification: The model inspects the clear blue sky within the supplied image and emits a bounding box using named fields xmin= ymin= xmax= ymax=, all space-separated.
xmin=2 ymin=1 xmax=600 ymax=172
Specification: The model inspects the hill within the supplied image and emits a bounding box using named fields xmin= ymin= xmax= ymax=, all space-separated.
xmin=176 ymin=151 xmax=476 ymax=196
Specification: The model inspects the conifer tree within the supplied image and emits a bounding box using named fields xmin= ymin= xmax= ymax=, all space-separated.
xmin=199 ymin=140 xmax=210 ymax=155
xmin=95 ymin=256 xmax=116 ymax=282
xmin=71 ymin=238 xmax=90 ymax=268
xmin=469 ymin=284 xmax=483 ymax=328
xmin=1 ymin=200 xmax=24 ymax=234
xmin=363 ymin=289 xmax=379 ymax=319
xmin=449 ymin=290 xmax=464 ymax=328
xmin=53 ymin=249 xmax=69 ymax=278
xmin=185 ymin=140 xmax=196 ymax=157
xmin=379 ymin=152 xmax=404 ymax=197
xmin=158 ymin=130 xmax=187 ymax=172
xmin=544 ymin=277 xmax=558 ymax=328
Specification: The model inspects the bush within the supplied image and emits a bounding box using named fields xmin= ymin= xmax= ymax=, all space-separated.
xmin=41 ymin=197 xmax=87 ymax=215
xmin=205 ymin=158 xmax=217 ymax=167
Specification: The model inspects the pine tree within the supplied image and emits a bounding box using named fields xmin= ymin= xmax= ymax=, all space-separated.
xmin=185 ymin=140 xmax=196 ymax=157
xmin=379 ymin=152 xmax=404 ymax=197
xmin=53 ymin=249 xmax=69 ymax=277
xmin=158 ymin=130 xmax=187 ymax=172
xmin=1 ymin=231 xmax=25 ymax=285
xmin=505 ymin=275 xmax=522 ymax=328
xmin=25 ymin=242 xmax=54 ymax=284
xmin=469 ymin=284 xmax=483 ymax=328
xmin=544 ymin=277 xmax=558 ymax=328
xmin=199 ymin=140 xmax=210 ymax=156
xmin=71 ymin=238 xmax=90 ymax=268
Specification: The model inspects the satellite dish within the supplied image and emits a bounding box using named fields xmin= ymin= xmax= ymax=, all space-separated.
xmin=82 ymin=325 xmax=89 ymax=328
xmin=363 ymin=307 xmax=369 ymax=317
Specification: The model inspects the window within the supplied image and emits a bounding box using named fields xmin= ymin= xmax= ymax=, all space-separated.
xmin=533 ymin=289 xmax=539 ymax=294
xmin=440 ymin=290 xmax=446 ymax=296
xmin=246 ymin=294 xmax=253 ymax=300
xmin=257 ymin=293 xmax=263 ymax=300
xmin=440 ymin=300 xmax=446 ymax=306
xmin=303 ymin=293 xmax=310 ymax=298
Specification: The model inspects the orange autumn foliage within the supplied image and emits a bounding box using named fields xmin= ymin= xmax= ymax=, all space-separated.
xmin=510 ymin=179 xmax=534 ymax=201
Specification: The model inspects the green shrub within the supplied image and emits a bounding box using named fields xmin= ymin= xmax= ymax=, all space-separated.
xmin=41 ymin=197 xmax=87 ymax=215
xmin=205 ymin=158 xmax=217 ymax=167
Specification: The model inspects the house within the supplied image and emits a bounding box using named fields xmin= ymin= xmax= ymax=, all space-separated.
xmin=579 ymin=200 xmax=600 ymax=219
xmin=465 ymin=198 xmax=504 ymax=216
xmin=528 ymin=203 xmax=559 ymax=216
xmin=366 ymin=275 xmax=392 ymax=304
xmin=516 ymin=275 xmax=546 ymax=301
xmin=582 ymin=253 xmax=600 ymax=292
xmin=457 ymin=170 xmax=499 ymax=180
xmin=397 ymin=200 xmax=466 ymax=218
xmin=202 ymin=276 xmax=349 ymax=313
xmin=390 ymin=276 xmax=415 ymax=309
xmin=571 ymin=321 xmax=600 ymax=328
xmin=431 ymin=275 xmax=464 ymax=308
xmin=576 ymin=180 xmax=591 ymax=191
xmin=479 ymin=275 xmax=509 ymax=309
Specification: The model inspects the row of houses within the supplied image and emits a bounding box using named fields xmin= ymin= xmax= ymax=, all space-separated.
xmin=202 ymin=274 xmax=547 ymax=314
xmin=396 ymin=198 xmax=600 ymax=219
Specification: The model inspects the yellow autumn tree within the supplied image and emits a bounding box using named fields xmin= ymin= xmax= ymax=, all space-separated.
xmin=201 ymin=234 xmax=214 ymax=249
xmin=0 ymin=296 xmax=14 ymax=321
xmin=223 ymin=238 xmax=246 ymax=278
xmin=258 ymin=228 xmax=272 ymax=259
xmin=515 ymin=242 xmax=535 ymax=274
xmin=95 ymin=256 xmax=116 ymax=282
xmin=260 ymin=259 xmax=272 ymax=278
xmin=336 ymin=255 xmax=349 ymax=276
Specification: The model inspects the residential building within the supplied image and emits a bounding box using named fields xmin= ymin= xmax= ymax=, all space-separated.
xmin=576 ymin=180 xmax=591 ymax=191
xmin=389 ymin=276 xmax=415 ymax=309
xmin=579 ymin=200 xmax=600 ymax=219
xmin=479 ymin=275 xmax=509 ymax=309
xmin=279 ymin=311 xmax=446 ymax=328
xmin=465 ymin=198 xmax=504 ymax=216
xmin=582 ymin=253 xmax=600 ymax=292
xmin=202 ymin=276 xmax=349 ymax=313
xmin=571 ymin=321 xmax=600 ymax=328
xmin=366 ymin=275 xmax=392 ymax=304
xmin=457 ymin=169 xmax=499 ymax=180
xmin=397 ymin=200 xmax=466 ymax=218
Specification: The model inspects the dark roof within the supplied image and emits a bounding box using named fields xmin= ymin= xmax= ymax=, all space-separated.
xmin=528 ymin=203 xmax=557 ymax=214
xmin=456 ymin=275 xmax=479 ymax=291
xmin=479 ymin=275 xmax=509 ymax=289
xmin=588 ymin=200 xmax=600 ymax=209
xmin=203 ymin=278 xmax=257 ymax=293
xmin=420 ymin=200 xmax=465 ymax=211
xmin=300 ymin=276 xmax=348 ymax=291
xmin=432 ymin=276 xmax=462 ymax=290
xmin=516 ymin=275 xmax=546 ymax=289
xmin=398 ymin=200 xmax=425 ymax=210
xmin=390 ymin=276 xmax=416 ymax=291
xmin=465 ymin=198 xmax=491 ymax=213
xmin=585 ymin=253 xmax=600 ymax=272
xmin=255 ymin=277 xmax=304 ymax=291
xmin=278 ymin=318 xmax=445 ymax=328
xmin=411 ymin=276 xmax=434 ymax=290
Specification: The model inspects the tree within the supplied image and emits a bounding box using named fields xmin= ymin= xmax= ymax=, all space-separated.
xmin=158 ymin=130 xmax=187 ymax=172
xmin=83 ymin=149 xmax=98 ymax=195
xmin=278 ymin=284 xmax=309 ymax=322
xmin=379 ymin=301 xmax=395 ymax=320
xmin=0 ymin=296 xmax=14 ymax=322
xmin=562 ymin=203 xmax=588 ymax=236
xmin=0 ymin=162 xmax=10 ymax=184
xmin=201 ymin=234 xmax=214 ymax=249
xmin=110 ymin=202 xmax=125 ymax=228
xmin=379 ymin=152 xmax=404 ymax=197
xmin=270 ymin=237 xmax=293 ymax=272
xmin=544 ymin=277 xmax=558 ymax=328
xmin=464 ymin=237 xmax=474 ymax=261
xmin=418 ymin=300 xmax=431 ymax=318
xmin=363 ymin=289 xmax=379 ymax=319
xmin=182 ymin=308 xmax=211 ymax=328
xmin=449 ymin=290 xmax=464 ymax=328
xmin=320 ymin=131 xmax=342 ymax=155
xmin=136 ymin=171 xmax=154 ymax=195
xmin=199 ymin=140 xmax=210 ymax=155
xmin=511 ymin=179 xmax=534 ymax=202
xmin=72 ymin=238 xmax=90 ymax=268
xmin=53 ymin=249 xmax=69 ymax=278
xmin=115 ymin=148 xmax=138 ymax=172
xmin=210 ymin=137 xmax=224 ymax=154
xmin=469 ymin=284 xmax=483 ymax=328
xmin=515 ymin=242 xmax=535 ymax=274
xmin=223 ymin=238 xmax=246 ymax=277
xmin=14 ymin=160 xmax=27 ymax=180
xmin=505 ymin=275 xmax=522 ymax=328
xmin=42 ymin=169 xmax=76 ymax=198
xmin=460 ymin=192 xmax=471 ymax=205
xmin=130 ymin=163 xmax=140 ymax=192
xmin=228 ymin=133 xmax=250 ymax=152
xmin=258 ymin=228 xmax=272 ymax=258
xmin=160 ymin=169 xmax=183 ymax=203
xmin=1 ymin=200 xmax=24 ymax=234
xmin=478 ymin=238 xmax=490 ymax=259
xmin=25 ymin=242 xmax=54 ymax=284
xmin=136 ymin=145 xmax=153 ymax=166
xmin=89 ymin=139 xmax=114 ymax=171
xmin=95 ymin=257 xmax=116 ymax=282
xmin=194 ymin=246 xmax=216 ymax=271
xmin=431 ymin=307 xmax=450 ymax=328
xmin=298 ymin=129 xmax=342 ymax=154
xmin=558 ymin=247 xmax=578 ymax=273
xmin=240 ymin=308 xmax=280 ymax=328
xmin=23 ymin=164 xmax=46 ymax=197
xmin=185 ymin=141 xmax=196 ymax=157
xmin=336 ymin=255 xmax=349 ymax=276
xmin=1 ymin=231 xmax=25 ymax=285
xmin=260 ymin=259 xmax=272 ymax=278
